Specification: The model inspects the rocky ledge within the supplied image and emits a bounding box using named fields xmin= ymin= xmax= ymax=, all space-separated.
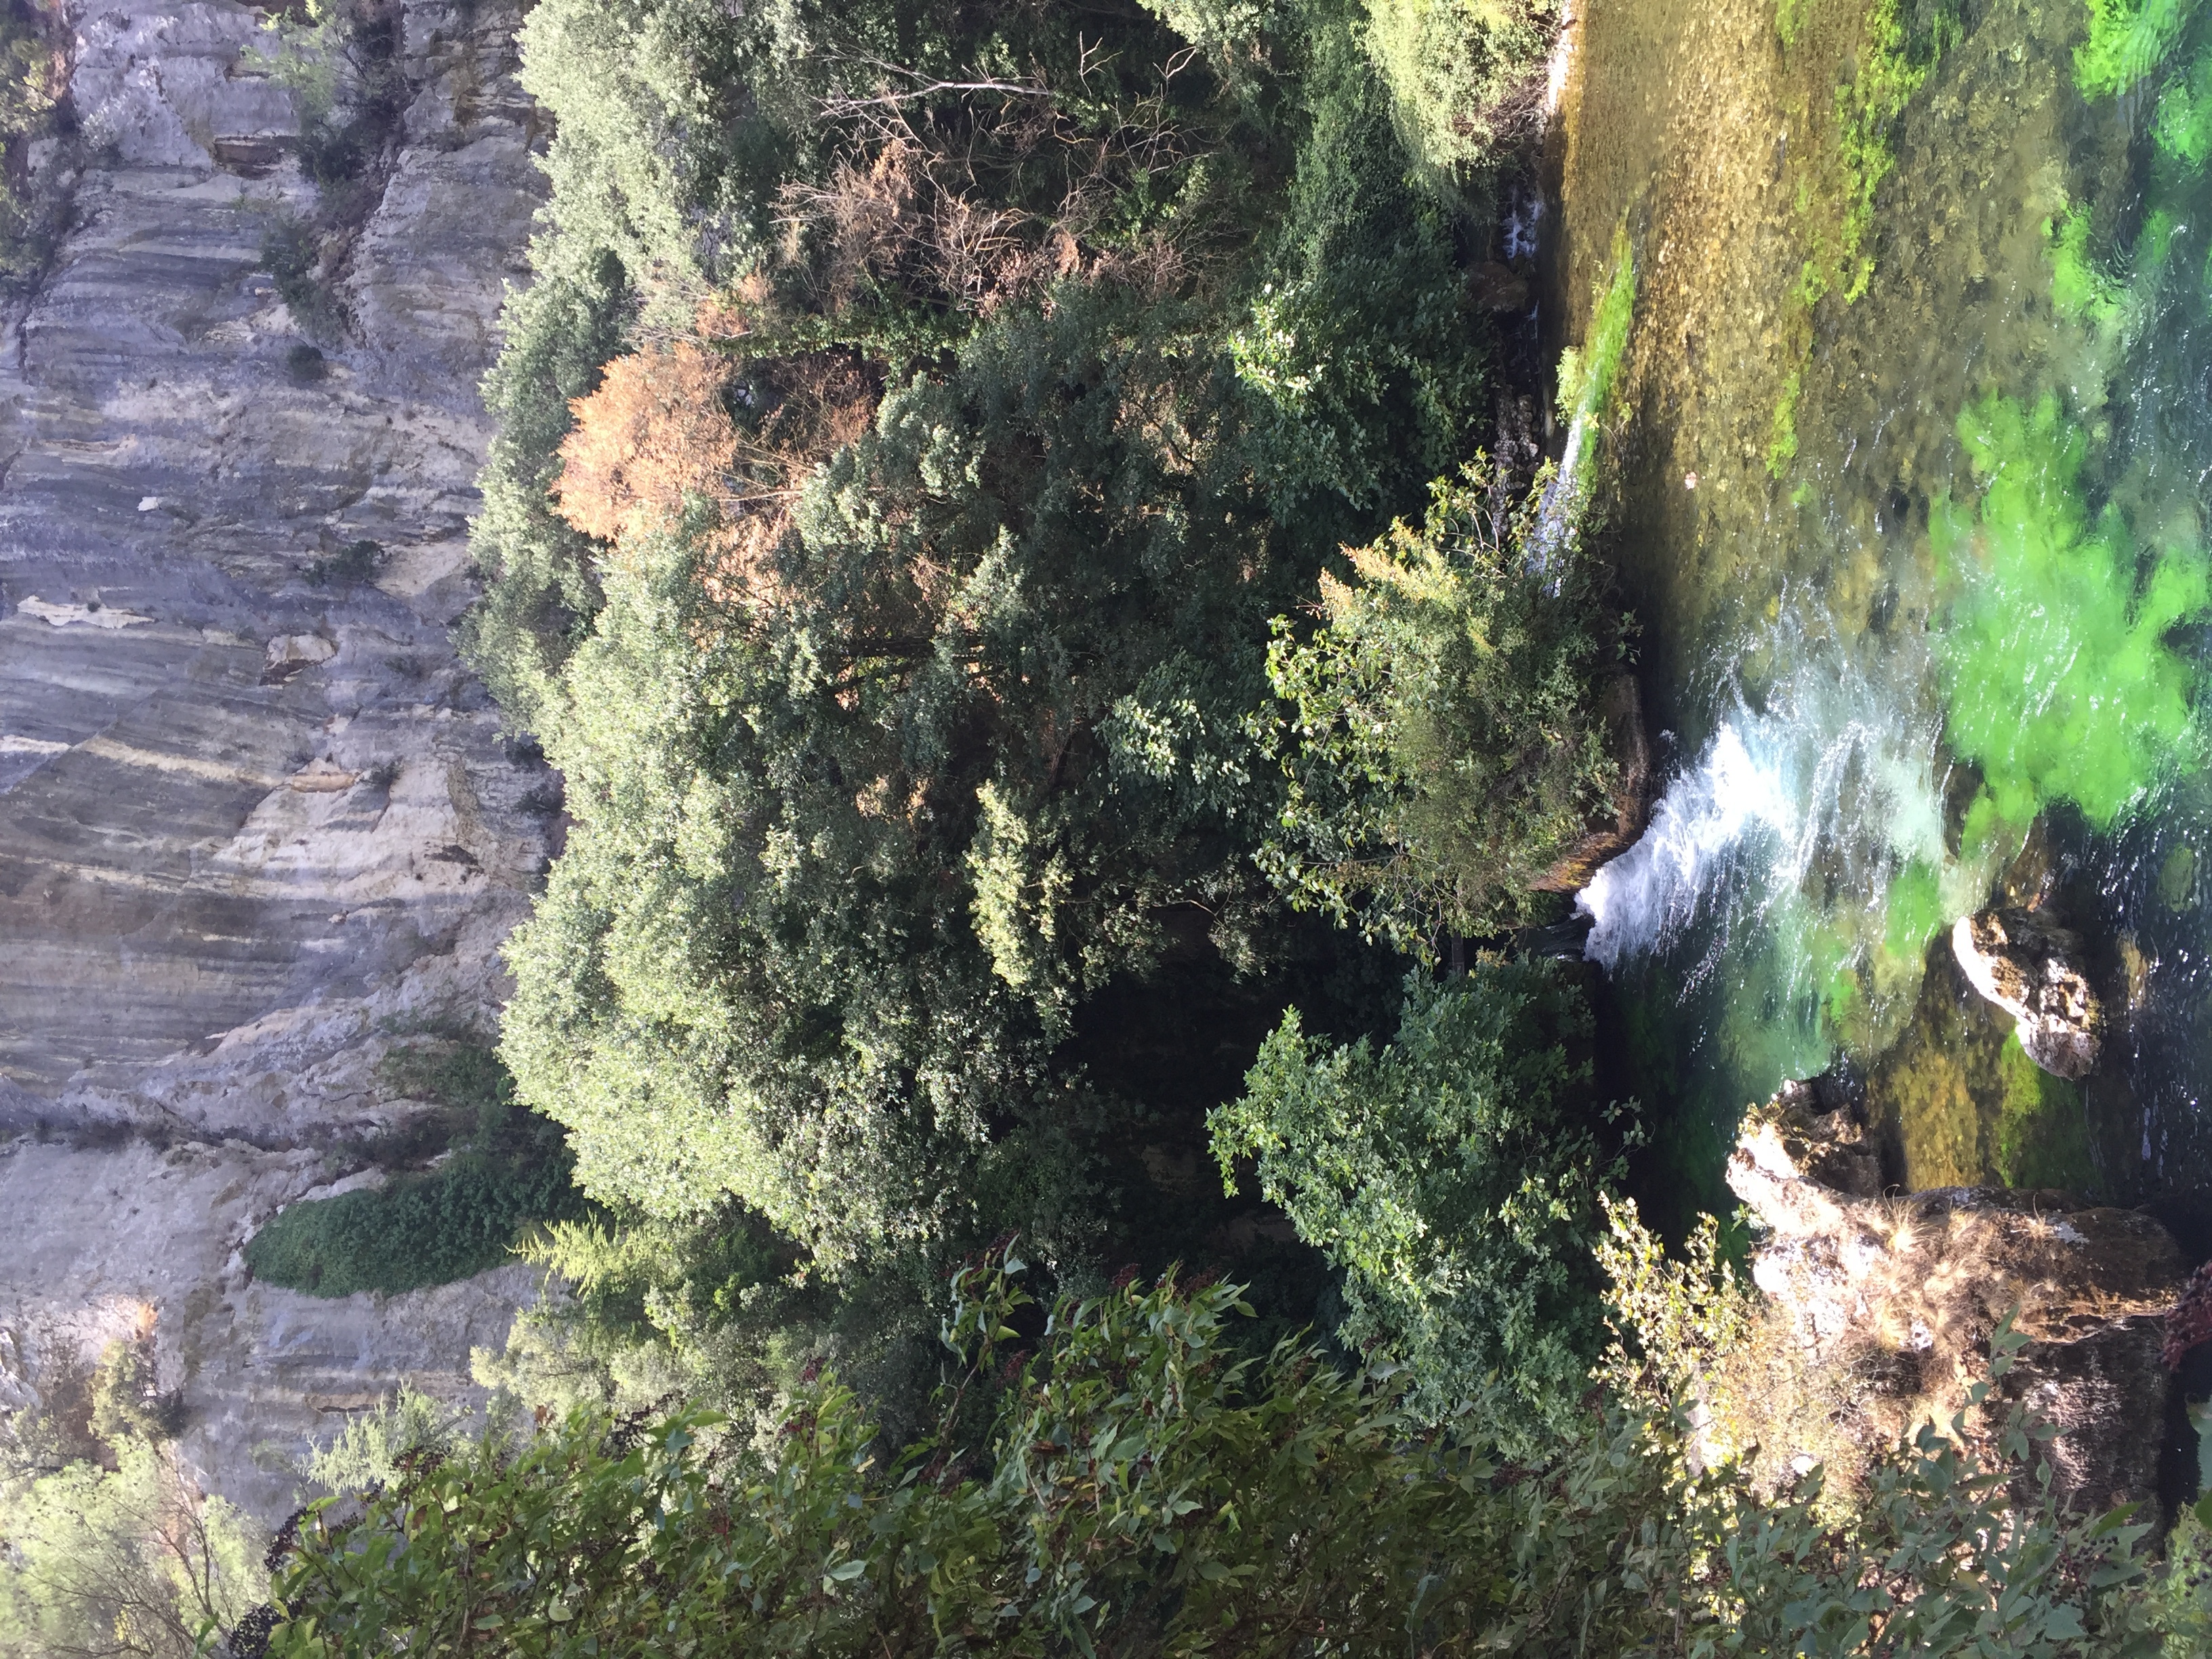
xmin=1729 ymin=1080 xmax=2185 ymax=1512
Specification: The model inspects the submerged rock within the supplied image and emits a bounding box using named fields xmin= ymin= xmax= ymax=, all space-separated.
xmin=1729 ymin=1083 xmax=2182 ymax=1513
xmin=1951 ymin=907 xmax=2104 ymax=1080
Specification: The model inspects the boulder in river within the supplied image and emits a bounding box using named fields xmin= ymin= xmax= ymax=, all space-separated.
xmin=1950 ymin=907 xmax=2104 ymax=1080
xmin=1728 ymin=1082 xmax=2183 ymax=1513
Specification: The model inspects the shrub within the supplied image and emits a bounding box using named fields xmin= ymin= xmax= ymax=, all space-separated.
xmin=251 ymin=0 xmax=408 ymax=192
xmin=1257 ymin=462 xmax=1624 ymax=951
xmin=306 ymin=537 xmax=378 ymax=585
xmin=1212 ymin=956 xmax=1634 ymax=1450
xmin=304 ymin=1386 xmax=477 ymax=1496
xmin=257 ymin=1252 xmax=2211 ymax=1657
xmin=1360 ymin=0 xmax=1560 ymax=182
xmin=1227 ymin=7 xmax=1494 ymax=516
xmin=260 ymin=214 xmax=337 ymax=338
xmin=244 ymin=1147 xmax=588 ymax=1298
xmin=0 ymin=0 xmax=68 ymax=294
xmin=87 ymin=1338 xmax=186 ymax=1448
xmin=378 ymin=1038 xmax=514 ymax=1120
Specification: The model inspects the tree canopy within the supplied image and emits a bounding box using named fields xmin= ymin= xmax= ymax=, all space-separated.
xmin=477 ymin=0 xmax=1551 ymax=1286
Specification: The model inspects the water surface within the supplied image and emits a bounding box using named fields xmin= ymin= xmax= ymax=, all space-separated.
xmin=1553 ymin=0 xmax=2212 ymax=1225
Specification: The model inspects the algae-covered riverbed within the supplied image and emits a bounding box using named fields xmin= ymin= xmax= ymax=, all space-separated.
xmin=1555 ymin=0 xmax=2212 ymax=1229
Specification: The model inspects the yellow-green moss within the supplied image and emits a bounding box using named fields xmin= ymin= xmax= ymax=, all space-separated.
xmin=1993 ymin=1031 xmax=2091 ymax=1189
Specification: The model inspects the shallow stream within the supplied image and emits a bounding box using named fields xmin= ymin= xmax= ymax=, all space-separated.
xmin=1555 ymin=0 xmax=2212 ymax=1233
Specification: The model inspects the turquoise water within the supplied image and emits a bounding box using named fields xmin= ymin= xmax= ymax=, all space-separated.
xmin=1563 ymin=0 xmax=2212 ymax=1218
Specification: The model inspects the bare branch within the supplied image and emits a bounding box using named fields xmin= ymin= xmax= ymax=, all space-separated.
xmin=817 ymin=54 xmax=1054 ymax=121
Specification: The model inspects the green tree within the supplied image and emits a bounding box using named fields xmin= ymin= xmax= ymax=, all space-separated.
xmin=1212 ymin=956 xmax=1632 ymax=1448
xmin=1258 ymin=462 xmax=1624 ymax=951
xmin=470 ymin=0 xmax=1565 ymax=1430
xmin=0 ymin=1444 xmax=268 ymax=1659
xmin=87 ymin=1341 xmax=184 ymax=1452
xmin=498 ymin=67 xmax=1486 ymax=1261
xmin=303 ymin=1388 xmax=479 ymax=1498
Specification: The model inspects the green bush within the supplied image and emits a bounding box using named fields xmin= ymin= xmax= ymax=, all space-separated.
xmin=245 ymin=1148 xmax=588 ymax=1298
xmin=1258 ymin=463 xmax=1623 ymax=951
xmin=87 ymin=1338 xmax=184 ymax=1449
xmin=1212 ymin=956 xmax=1633 ymax=1450
xmin=260 ymin=213 xmax=339 ymax=339
xmin=379 ymin=1037 xmax=514 ymax=1118
xmin=1360 ymin=0 xmax=1560 ymax=182
xmin=305 ymin=1386 xmax=478 ymax=1496
xmin=259 ymin=1255 xmax=2211 ymax=1657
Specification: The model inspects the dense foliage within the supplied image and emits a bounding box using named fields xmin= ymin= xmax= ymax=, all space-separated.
xmin=0 ymin=1446 xmax=267 ymax=1659
xmin=244 ymin=1147 xmax=586 ymax=1298
xmin=247 ymin=1048 xmax=588 ymax=1297
xmin=1257 ymin=466 xmax=1624 ymax=950
xmin=1214 ymin=956 xmax=1633 ymax=1449
xmin=1364 ymin=0 xmax=1560 ymax=182
xmin=472 ymin=0 xmax=1597 ymax=1326
xmin=260 ymin=1256 xmax=2212 ymax=1658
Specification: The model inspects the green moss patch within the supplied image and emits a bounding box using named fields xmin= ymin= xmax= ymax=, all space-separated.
xmin=1993 ymin=1031 xmax=2092 ymax=1189
xmin=1866 ymin=938 xmax=2099 ymax=1193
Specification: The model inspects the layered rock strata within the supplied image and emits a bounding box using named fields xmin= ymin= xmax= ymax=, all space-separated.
xmin=0 ymin=0 xmax=552 ymax=1518
xmin=1729 ymin=1084 xmax=2184 ymax=1511
xmin=0 ymin=1136 xmax=535 ymax=1521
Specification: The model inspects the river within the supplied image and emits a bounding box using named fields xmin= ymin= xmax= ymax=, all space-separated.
xmin=1553 ymin=0 xmax=2212 ymax=1238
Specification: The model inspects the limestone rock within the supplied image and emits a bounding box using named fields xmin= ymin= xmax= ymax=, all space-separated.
xmin=1729 ymin=1085 xmax=2182 ymax=1512
xmin=0 ymin=0 xmax=555 ymax=1521
xmin=1951 ymin=907 xmax=2103 ymax=1080
xmin=0 ymin=1136 xmax=538 ymax=1523
xmin=0 ymin=0 xmax=551 ymax=1122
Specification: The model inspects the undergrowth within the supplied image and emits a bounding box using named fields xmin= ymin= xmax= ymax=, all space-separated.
xmin=248 ymin=1041 xmax=590 ymax=1297
xmin=249 ymin=0 xmax=410 ymax=340
xmin=0 ymin=0 xmax=71 ymax=295
xmin=245 ymin=1147 xmax=586 ymax=1296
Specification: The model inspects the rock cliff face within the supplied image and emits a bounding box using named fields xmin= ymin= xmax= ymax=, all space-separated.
xmin=0 ymin=0 xmax=552 ymax=1519
xmin=0 ymin=1136 xmax=536 ymax=1521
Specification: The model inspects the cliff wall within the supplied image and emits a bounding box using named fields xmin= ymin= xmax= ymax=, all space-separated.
xmin=0 ymin=0 xmax=554 ymax=1519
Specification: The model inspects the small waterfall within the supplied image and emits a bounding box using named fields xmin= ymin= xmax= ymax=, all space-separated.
xmin=1578 ymin=641 xmax=1954 ymax=1000
xmin=1578 ymin=719 xmax=1795 ymax=970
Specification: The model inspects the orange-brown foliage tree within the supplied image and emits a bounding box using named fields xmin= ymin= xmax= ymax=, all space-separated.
xmin=553 ymin=342 xmax=739 ymax=545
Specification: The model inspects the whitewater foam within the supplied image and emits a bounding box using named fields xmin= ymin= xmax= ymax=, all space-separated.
xmin=1578 ymin=654 xmax=1951 ymax=977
